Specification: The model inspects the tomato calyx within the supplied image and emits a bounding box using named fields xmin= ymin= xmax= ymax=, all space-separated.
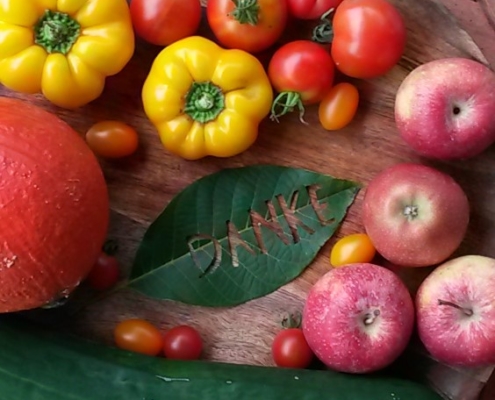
xmin=312 ymin=8 xmax=335 ymax=44
xmin=229 ymin=0 xmax=261 ymax=25
xmin=281 ymin=311 xmax=302 ymax=329
xmin=270 ymin=92 xmax=307 ymax=124
xmin=34 ymin=10 xmax=80 ymax=54
xmin=102 ymin=239 xmax=118 ymax=256
xmin=184 ymin=82 xmax=225 ymax=124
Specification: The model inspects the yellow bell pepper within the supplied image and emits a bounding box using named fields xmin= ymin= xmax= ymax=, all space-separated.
xmin=142 ymin=36 xmax=273 ymax=160
xmin=0 ymin=0 xmax=135 ymax=109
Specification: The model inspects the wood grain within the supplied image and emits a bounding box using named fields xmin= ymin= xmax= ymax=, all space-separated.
xmin=7 ymin=0 xmax=495 ymax=399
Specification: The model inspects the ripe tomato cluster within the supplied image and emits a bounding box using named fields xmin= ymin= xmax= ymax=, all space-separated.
xmin=129 ymin=0 xmax=406 ymax=131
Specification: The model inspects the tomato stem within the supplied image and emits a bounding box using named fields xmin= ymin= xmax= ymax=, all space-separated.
xmin=184 ymin=82 xmax=225 ymax=123
xmin=230 ymin=0 xmax=260 ymax=25
xmin=312 ymin=8 xmax=335 ymax=44
xmin=281 ymin=311 xmax=302 ymax=329
xmin=34 ymin=10 xmax=81 ymax=54
xmin=103 ymin=239 xmax=119 ymax=256
xmin=270 ymin=92 xmax=308 ymax=124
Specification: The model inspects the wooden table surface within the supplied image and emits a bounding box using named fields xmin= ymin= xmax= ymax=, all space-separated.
xmin=432 ymin=2 xmax=495 ymax=399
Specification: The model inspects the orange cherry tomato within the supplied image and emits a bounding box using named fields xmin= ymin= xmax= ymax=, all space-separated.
xmin=114 ymin=319 xmax=163 ymax=356
xmin=318 ymin=82 xmax=359 ymax=131
xmin=330 ymin=233 xmax=376 ymax=267
xmin=86 ymin=121 xmax=139 ymax=158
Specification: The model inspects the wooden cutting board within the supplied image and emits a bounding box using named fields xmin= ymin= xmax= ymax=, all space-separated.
xmin=6 ymin=0 xmax=495 ymax=399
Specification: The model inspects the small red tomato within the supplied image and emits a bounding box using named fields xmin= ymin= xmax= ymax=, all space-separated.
xmin=86 ymin=252 xmax=120 ymax=291
xmin=268 ymin=40 xmax=335 ymax=122
xmin=114 ymin=319 xmax=163 ymax=356
xmin=163 ymin=325 xmax=203 ymax=360
xmin=86 ymin=120 xmax=139 ymax=159
xmin=318 ymin=82 xmax=359 ymax=130
xmin=272 ymin=328 xmax=314 ymax=368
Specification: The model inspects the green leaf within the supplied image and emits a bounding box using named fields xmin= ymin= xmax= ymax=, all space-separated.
xmin=0 ymin=315 xmax=443 ymax=400
xmin=129 ymin=165 xmax=360 ymax=307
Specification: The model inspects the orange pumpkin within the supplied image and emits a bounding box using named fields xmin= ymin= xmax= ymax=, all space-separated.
xmin=0 ymin=98 xmax=109 ymax=313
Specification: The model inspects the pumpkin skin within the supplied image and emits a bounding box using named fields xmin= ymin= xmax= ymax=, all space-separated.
xmin=0 ymin=98 xmax=109 ymax=313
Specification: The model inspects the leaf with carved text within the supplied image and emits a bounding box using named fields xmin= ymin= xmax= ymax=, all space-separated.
xmin=129 ymin=165 xmax=360 ymax=307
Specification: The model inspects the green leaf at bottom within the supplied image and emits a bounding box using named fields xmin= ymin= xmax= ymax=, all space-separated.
xmin=129 ymin=165 xmax=360 ymax=307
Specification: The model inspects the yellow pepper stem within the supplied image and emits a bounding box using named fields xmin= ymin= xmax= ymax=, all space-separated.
xmin=34 ymin=10 xmax=81 ymax=54
xmin=184 ymin=82 xmax=225 ymax=123
xmin=270 ymin=91 xmax=307 ymax=125
xmin=230 ymin=0 xmax=260 ymax=25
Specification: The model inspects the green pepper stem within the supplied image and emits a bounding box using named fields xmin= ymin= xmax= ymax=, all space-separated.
xmin=184 ymin=82 xmax=225 ymax=123
xmin=312 ymin=8 xmax=335 ymax=44
xmin=270 ymin=91 xmax=308 ymax=125
xmin=34 ymin=10 xmax=81 ymax=54
xmin=230 ymin=0 xmax=260 ymax=25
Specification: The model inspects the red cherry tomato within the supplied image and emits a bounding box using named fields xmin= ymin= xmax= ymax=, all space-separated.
xmin=86 ymin=121 xmax=139 ymax=159
xmin=330 ymin=233 xmax=376 ymax=267
xmin=86 ymin=252 xmax=120 ymax=291
xmin=114 ymin=319 xmax=163 ymax=356
xmin=268 ymin=40 xmax=335 ymax=122
xmin=272 ymin=328 xmax=314 ymax=368
xmin=207 ymin=0 xmax=288 ymax=53
xmin=287 ymin=0 xmax=344 ymax=19
xmin=318 ymin=82 xmax=359 ymax=130
xmin=163 ymin=325 xmax=203 ymax=360
xmin=130 ymin=0 xmax=202 ymax=46
xmin=331 ymin=0 xmax=406 ymax=79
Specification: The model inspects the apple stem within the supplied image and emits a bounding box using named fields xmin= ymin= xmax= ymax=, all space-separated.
xmin=437 ymin=299 xmax=473 ymax=316
xmin=363 ymin=309 xmax=380 ymax=325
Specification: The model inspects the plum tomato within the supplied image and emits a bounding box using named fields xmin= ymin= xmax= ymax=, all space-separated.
xmin=162 ymin=325 xmax=203 ymax=360
xmin=272 ymin=328 xmax=314 ymax=368
xmin=287 ymin=0 xmax=344 ymax=20
xmin=86 ymin=120 xmax=139 ymax=159
xmin=268 ymin=40 xmax=335 ymax=122
xmin=330 ymin=233 xmax=376 ymax=267
xmin=318 ymin=82 xmax=359 ymax=130
xmin=207 ymin=0 xmax=288 ymax=53
xmin=114 ymin=319 xmax=163 ymax=356
xmin=130 ymin=0 xmax=202 ymax=46
xmin=86 ymin=252 xmax=120 ymax=291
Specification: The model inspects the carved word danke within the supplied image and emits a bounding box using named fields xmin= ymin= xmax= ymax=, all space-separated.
xmin=187 ymin=184 xmax=334 ymax=277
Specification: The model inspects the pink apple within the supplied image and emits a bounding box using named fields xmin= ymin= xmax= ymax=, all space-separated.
xmin=395 ymin=58 xmax=495 ymax=160
xmin=302 ymin=263 xmax=414 ymax=373
xmin=362 ymin=163 xmax=470 ymax=267
xmin=416 ymin=255 xmax=495 ymax=367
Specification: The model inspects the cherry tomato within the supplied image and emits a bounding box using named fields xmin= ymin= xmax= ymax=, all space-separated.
xmin=272 ymin=328 xmax=313 ymax=368
xmin=86 ymin=121 xmax=139 ymax=159
xmin=207 ymin=0 xmax=288 ymax=53
xmin=287 ymin=0 xmax=344 ymax=19
xmin=268 ymin=40 xmax=335 ymax=121
xmin=318 ymin=82 xmax=359 ymax=130
xmin=114 ymin=319 xmax=163 ymax=356
xmin=330 ymin=233 xmax=376 ymax=267
xmin=331 ymin=0 xmax=406 ymax=79
xmin=86 ymin=252 xmax=120 ymax=291
xmin=163 ymin=325 xmax=203 ymax=360
xmin=130 ymin=0 xmax=202 ymax=46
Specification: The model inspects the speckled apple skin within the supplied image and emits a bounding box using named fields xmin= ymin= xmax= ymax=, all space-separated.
xmin=362 ymin=163 xmax=470 ymax=267
xmin=302 ymin=263 xmax=414 ymax=374
xmin=395 ymin=58 xmax=495 ymax=160
xmin=416 ymin=255 xmax=495 ymax=367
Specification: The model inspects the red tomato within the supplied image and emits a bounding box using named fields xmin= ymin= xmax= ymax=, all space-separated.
xmin=130 ymin=0 xmax=202 ymax=46
xmin=268 ymin=40 xmax=335 ymax=121
xmin=163 ymin=325 xmax=203 ymax=360
xmin=318 ymin=82 xmax=359 ymax=130
xmin=272 ymin=328 xmax=314 ymax=368
xmin=86 ymin=252 xmax=120 ymax=291
xmin=287 ymin=0 xmax=344 ymax=19
xmin=86 ymin=121 xmax=139 ymax=159
xmin=206 ymin=0 xmax=288 ymax=53
xmin=331 ymin=0 xmax=406 ymax=79
xmin=114 ymin=319 xmax=163 ymax=356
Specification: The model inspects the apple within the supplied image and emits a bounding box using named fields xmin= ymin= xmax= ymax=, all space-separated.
xmin=416 ymin=255 xmax=495 ymax=367
xmin=302 ymin=263 xmax=414 ymax=373
xmin=362 ymin=163 xmax=470 ymax=267
xmin=395 ymin=57 xmax=495 ymax=160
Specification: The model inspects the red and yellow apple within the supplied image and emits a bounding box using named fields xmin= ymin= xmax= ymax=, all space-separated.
xmin=302 ymin=263 xmax=414 ymax=373
xmin=362 ymin=163 xmax=470 ymax=267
